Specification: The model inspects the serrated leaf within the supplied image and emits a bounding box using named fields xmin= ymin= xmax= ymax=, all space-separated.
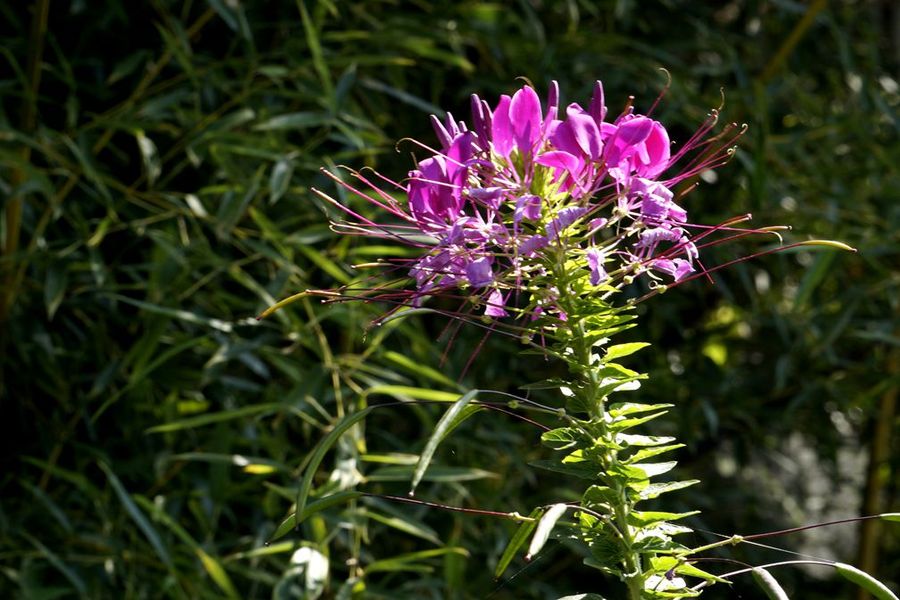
xmin=752 ymin=567 xmax=789 ymax=600
xmin=617 ymin=434 xmax=676 ymax=447
xmin=530 ymin=459 xmax=598 ymax=479
xmin=630 ymin=511 xmax=700 ymax=527
xmin=526 ymin=503 xmax=569 ymax=560
xmin=611 ymin=411 xmax=669 ymax=432
xmin=495 ymin=507 xmax=545 ymax=578
xmin=625 ymin=444 xmax=685 ymax=464
xmin=639 ymin=480 xmax=700 ymax=500
xmin=609 ymin=403 xmax=674 ymax=418
xmin=630 ymin=462 xmax=678 ymax=478
xmin=604 ymin=343 xmax=650 ymax=362
xmin=541 ymin=427 xmax=588 ymax=451
xmin=834 ymin=563 xmax=898 ymax=600
xmin=411 ymin=390 xmax=479 ymax=495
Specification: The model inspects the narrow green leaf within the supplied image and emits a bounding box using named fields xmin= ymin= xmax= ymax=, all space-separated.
xmin=411 ymin=390 xmax=479 ymax=495
xmin=99 ymin=462 xmax=172 ymax=569
xmin=364 ymin=547 xmax=469 ymax=575
xmin=295 ymin=409 xmax=373 ymax=529
xmin=254 ymin=111 xmax=332 ymax=131
xmin=526 ymin=503 xmax=569 ymax=560
xmin=22 ymin=531 xmax=87 ymax=597
xmin=366 ymin=465 xmax=496 ymax=483
xmin=365 ymin=385 xmax=461 ymax=403
xmin=135 ymin=129 xmax=161 ymax=184
xmin=146 ymin=403 xmax=282 ymax=433
xmin=269 ymin=491 xmax=363 ymax=542
xmin=44 ymin=264 xmax=67 ymax=320
xmin=752 ymin=567 xmax=790 ymax=600
xmin=834 ymin=563 xmax=898 ymax=600
xmin=880 ymin=513 xmax=900 ymax=522
xmin=269 ymin=158 xmax=293 ymax=204
xmin=132 ymin=496 xmax=240 ymax=599
xmin=495 ymin=507 xmax=544 ymax=578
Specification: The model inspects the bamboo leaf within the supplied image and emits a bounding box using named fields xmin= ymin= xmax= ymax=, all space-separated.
xmin=269 ymin=491 xmax=363 ymax=542
xmin=295 ymin=408 xmax=373 ymax=529
xmin=99 ymin=462 xmax=172 ymax=569
xmin=495 ymin=507 xmax=544 ymax=578
xmin=410 ymin=390 xmax=479 ymax=495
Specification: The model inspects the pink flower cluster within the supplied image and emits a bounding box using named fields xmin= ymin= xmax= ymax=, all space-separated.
xmin=319 ymin=81 xmax=739 ymax=318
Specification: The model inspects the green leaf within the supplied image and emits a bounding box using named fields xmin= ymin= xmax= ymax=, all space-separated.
xmin=526 ymin=503 xmax=569 ymax=560
xmin=364 ymin=548 xmax=469 ymax=575
xmin=98 ymin=462 xmax=172 ymax=569
xmin=752 ymin=567 xmax=790 ymax=600
xmin=530 ymin=459 xmax=598 ymax=480
xmin=625 ymin=444 xmax=685 ymax=464
xmin=541 ymin=427 xmax=588 ymax=451
xmin=834 ymin=563 xmax=898 ymax=600
xmin=132 ymin=496 xmax=240 ymax=599
xmin=295 ymin=408 xmax=373 ymax=530
xmin=253 ymin=111 xmax=332 ymax=131
xmin=365 ymin=385 xmax=462 ymax=403
xmin=269 ymin=158 xmax=293 ymax=204
xmin=495 ymin=507 xmax=544 ymax=578
xmin=366 ymin=465 xmax=496 ymax=483
xmin=135 ymin=129 xmax=161 ymax=184
xmin=146 ymin=403 xmax=282 ymax=433
xmin=411 ymin=389 xmax=479 ymax=495
xmin=639 ymin=480 xmax=700 ymax=500
xmin=44 ymin=264 xmax=67 ymax=320
xmin=269 ymin=492 xmax=364 ymax=542
xmin=609 ymin=403 xmax=674 ymax=418
xmin=603 ymin=343 xmax=651 ymax=362
xmin=630 ymin=511 xmax=700 ymax=527
xmin=617 ymin=434 xmax=677 ymax=447
xmin=880 ymin=513 xmax=900 ymax=522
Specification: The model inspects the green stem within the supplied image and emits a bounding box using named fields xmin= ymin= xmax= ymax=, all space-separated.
xmin=552 ymin=255 xmax=645 ymax=599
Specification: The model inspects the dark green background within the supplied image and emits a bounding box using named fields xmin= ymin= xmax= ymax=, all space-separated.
xmin=1 ymin=1 xmax=897 ymax=598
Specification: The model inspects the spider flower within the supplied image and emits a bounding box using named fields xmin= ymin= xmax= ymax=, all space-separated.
xmin=314 ymin=80 xmax=751 ymax=321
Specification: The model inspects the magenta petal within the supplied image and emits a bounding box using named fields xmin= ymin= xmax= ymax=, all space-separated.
xmin=565 ymin=105 xmax=603 ymax=159
xmin=484 ymin=289 xmax=508 ymax=318
xmin=491 ymin=95 xmax=513 ymax=156
xmin=466 ymin=257 xmax=493 ymax=287
xmin=637 ymin=122 xmax=671 ymax=177
xmin=586 ymin=247 xmax=608 ymax=285
xmin=617 ymin=116 xmax=654 ymax=145
xmin=509 ymin=86 xmax=543 ymax=154
xmin=589 ymin=80 xmax=607 ymax=123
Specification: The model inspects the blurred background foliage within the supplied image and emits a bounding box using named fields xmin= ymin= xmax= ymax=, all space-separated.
xmin=0 ymin=0 xmax=897 ymax=598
